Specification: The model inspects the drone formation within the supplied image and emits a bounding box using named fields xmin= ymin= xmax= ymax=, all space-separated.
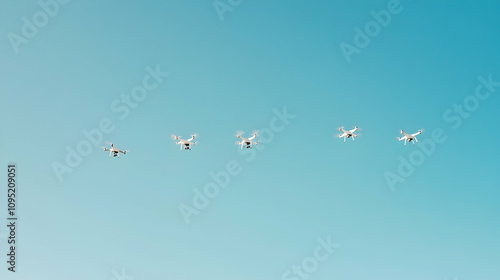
xmin=102 ymin=128 xmax=425 ymax=158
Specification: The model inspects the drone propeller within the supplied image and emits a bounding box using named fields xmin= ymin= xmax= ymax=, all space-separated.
xmin=171 ymin=134 xmax=179 ymax=140
xmin=105 ymin=141 xmax=114 ymax=146
xmin=235 ymin=140 xmax=242 ymax=145
xmin=235 ymin=130 xmax=244 ymax=137
xmin=338 ymin=126 xmax=344 ymax=131
xmin=418 ymin=128 xmax=425 ymax=133
xmin=191 ymin=133 xmax=199 ymax=138
xmin=251 ymin=129 xmax=259 ymax=136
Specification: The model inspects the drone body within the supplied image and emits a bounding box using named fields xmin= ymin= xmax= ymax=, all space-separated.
xmin=337 ymin=126 xmax=360 ymax=142
xmin=172 ymin=134 xmax=197 ymax=150
xmin=235 ymin=130 xmax=259 ymax=150
xmin=398 ymin=129 xmax=423 ymax=146
xmin=102 ymin=143 xmax=128 ymax=158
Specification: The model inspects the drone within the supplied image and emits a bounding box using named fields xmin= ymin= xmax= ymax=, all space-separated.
xmin=398 ymin=129 xmax=423 ymax=146
xmin=337 ymin=126 xmax=360 ymax=142
xmin=172 ymin=134 xmax=198 ymax=150
xmin=102 ymin=143 xmax=129 ymax=158
xmin=235 ymin=130 xmax=259 ymax=150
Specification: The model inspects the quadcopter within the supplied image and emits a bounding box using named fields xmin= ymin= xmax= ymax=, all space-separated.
xmin=172 ymin=134 xmax=198 ymax=150
xmin=337 ymin=126 xmax=360 ymax=142
xmin=235 ymin=130 xmax=259 ymax=150
xmin=102 ymin=143 xmax=128 ymax=158
xmin=398 ymin=129 xmax=423 ymax=146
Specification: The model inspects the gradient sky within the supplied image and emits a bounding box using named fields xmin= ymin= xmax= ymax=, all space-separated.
xmin=1 ymin=1 xmax=499 ymax=279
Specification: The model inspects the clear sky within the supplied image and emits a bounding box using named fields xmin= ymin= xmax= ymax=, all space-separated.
xmin=1 ymin=0 xmax=499 ymax=279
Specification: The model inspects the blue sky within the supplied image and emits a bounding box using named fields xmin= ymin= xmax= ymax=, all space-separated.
xmin=1 ymin=0 xmax=499 ymax=279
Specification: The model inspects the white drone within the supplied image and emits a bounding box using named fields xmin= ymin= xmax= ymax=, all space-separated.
xmin=171 ymin=134 xmax=198 ymax=150
xmin=337 ymin=126 xmax=360 ymax=142
xmin=398 ymin=129 xmax=423 ymax=146
xmin=235 ymin=130 xmax=259 ymax=150
xmin=102 ymin=143 xmax=129 ymax=158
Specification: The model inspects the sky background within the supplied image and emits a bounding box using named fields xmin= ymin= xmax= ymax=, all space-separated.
xmin=1 ymin=0 xmax=499 ymax=279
